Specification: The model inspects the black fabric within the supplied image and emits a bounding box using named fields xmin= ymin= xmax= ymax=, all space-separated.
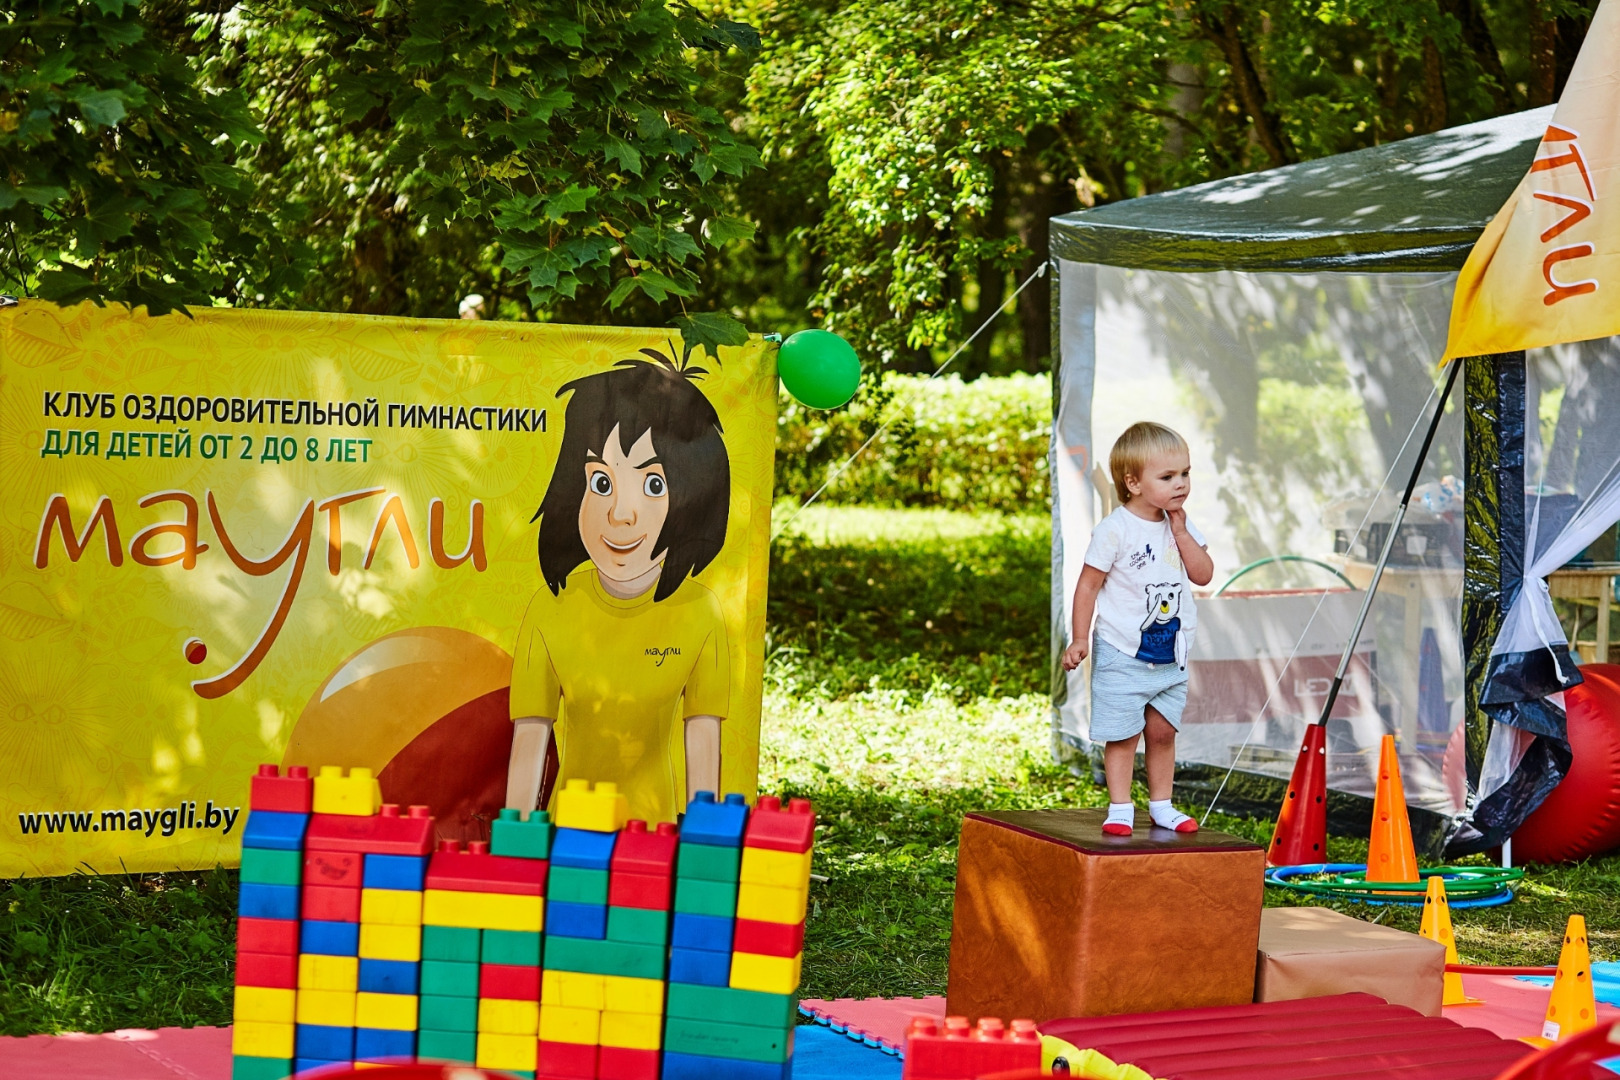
xmin=1050 ymin=109 xmax=1550 ymax=273
xmin=1481 ymin=646 xmax=1583 ymax=705
xmin=1449 ymin=732 xmax=1573 ymax=855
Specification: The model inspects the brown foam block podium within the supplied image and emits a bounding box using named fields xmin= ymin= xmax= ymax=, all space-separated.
xmin=947 ymin=809 xmax=1265 ymax=1022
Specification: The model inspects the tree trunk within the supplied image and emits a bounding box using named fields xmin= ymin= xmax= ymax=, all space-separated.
xmin=1441 ymin=0 xmax=1512 ymax=112
xmin=1375 ymin=48 xmax=1400 ymax=144
xmin=1420 ymin=37 xmax=1448 ymax=133
xmin=967 ymin=154 xmax=1011 ymax=379
xmin=1528 ymin=0 xmax=1559 ymax=107
xmin=1194 ymin=3 xmax=1295 ymax=167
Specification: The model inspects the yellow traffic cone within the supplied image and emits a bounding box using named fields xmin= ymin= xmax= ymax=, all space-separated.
xmin=1419 ymin=876 xmax=1479 ymax=1005
xmin=1367 ymin=735 xmax=1419 ymax=885
xmin=1527 ymin=915 xmax=1596 ymax=1047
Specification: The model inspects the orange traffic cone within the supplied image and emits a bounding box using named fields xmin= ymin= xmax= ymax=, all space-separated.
xmin=1419 ymin=876 xmax=1479 ymax=1005
xmin=1366 ymin=734 xmax=1418 ymax=884
xmin=1528 ymin=915 xmax=1597 ymax=1047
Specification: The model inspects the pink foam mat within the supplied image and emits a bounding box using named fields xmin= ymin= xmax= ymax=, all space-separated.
xmin=0 ymin=1025 xmax=233 ymax=1079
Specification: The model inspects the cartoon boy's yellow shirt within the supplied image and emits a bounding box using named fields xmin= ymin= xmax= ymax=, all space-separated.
xmin=509 ymin=566 xmax=730 ymax=825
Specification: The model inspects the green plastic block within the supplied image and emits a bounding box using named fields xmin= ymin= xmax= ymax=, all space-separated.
xmin=231 ymin=1056 xmax=291 ymax=1080
xmin=606 ymin=905 xmax=669 ymax=946
xmin=422 ymin=924 xmax=481 ymax=962
xmin=666 ymin=983 xmax=797 ymax=1029
xmin=239 ymin=847 xmax=300 ymax=887
xmin=418 ymin=993 xmax=480 ymax=1032
xmin=491 ymin=807 xmax=554 ymax=860
xmin=673 ymin=875 xmax=736 ymax=918
xmin=415 ymin=1029 xmax=477 ymax=1064
xmin=548 ymin=865 xmax=609 ymax=905
xmin=420 ymin=958 xmax=479 ymax=997
xmin=676 ymin=841 xmax=740 ymax=882
xmin=663 ymin=1017 xmax=793 ymax=1063
xmin=543 ymin=934 xmax=664 ymax=979
xmin=481 ymin=928 xmax=542 ymax=966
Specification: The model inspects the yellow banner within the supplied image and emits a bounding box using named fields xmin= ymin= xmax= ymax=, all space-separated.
xmin=0 ymin=301 xmax=777 ymax=877
xmin=1444 ymin=0 xmax=1620 ymax=360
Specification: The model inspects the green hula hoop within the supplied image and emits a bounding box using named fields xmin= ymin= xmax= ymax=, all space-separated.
xmin=1266 ymin=863 xmax=1523 ymax=907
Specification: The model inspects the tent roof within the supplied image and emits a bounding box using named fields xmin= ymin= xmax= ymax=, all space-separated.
xmin=1050 ymin=106 xmax=1552 ymax=273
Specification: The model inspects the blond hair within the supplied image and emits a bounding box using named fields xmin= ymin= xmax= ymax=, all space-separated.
xmin=1109 ymin=421 xmax=1188 ymax=504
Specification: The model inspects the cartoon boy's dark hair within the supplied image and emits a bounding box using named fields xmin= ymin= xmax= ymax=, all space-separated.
xmin=534 ymin=351 xmax=729 ymax=601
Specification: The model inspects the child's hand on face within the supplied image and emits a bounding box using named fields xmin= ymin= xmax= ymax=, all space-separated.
xmin=1166 ymin=506 xmax=1190 ymax=536
xmin=1062 ymin=639 xmax=1089 ymax=670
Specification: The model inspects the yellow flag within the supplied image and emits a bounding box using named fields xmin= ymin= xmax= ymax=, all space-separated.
xmin=1444 ymin=0 xmax=1620 ymax=360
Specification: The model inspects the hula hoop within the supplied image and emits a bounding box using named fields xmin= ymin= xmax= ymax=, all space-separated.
xmin=1265 ymin=863 xmax=1521 ymax=907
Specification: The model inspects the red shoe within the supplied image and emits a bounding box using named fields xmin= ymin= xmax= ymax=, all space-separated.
xmin=1101 ymin=821 xmax=1133 ymax=836
xmin=1174 ymin=818 xmax=1199 ymax=833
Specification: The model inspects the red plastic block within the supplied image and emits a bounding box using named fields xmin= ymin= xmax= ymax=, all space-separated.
xmin=302 ymin=883 xmax=362 ymax=922
xmin=426 ymin=840 xmax=548 ymax=896
xmin=305 ymin=848 xmax=364 ymax=888
xmin=480 ymin=962 xmax=541 ymax=1001
xmin=903 ymin=1016 xmax=1041 ymax=1080
xmin=734 ymin=917 xmax=805 ymax=958
xmin=238 ymin=917 xmax=300 ymax=956
xmin=251 ymin=764 xmax=313 ymax=813
xmin=538 ymin=1039 xmax=598 ymax=1079
xmin=305 ymin=803 xmax=434 ymax=855
xmin=611 ymin=820 xmax=678 ymax=876
xmin=743 ymin=796 xmax=815 ymax=854
xmin=236 ymin=949 xmax=298 ymax=989
xmin=607 ymin=870 xmax=671 ymax=911
xmin=598 ymin=1045 xmax=660 ymax=1080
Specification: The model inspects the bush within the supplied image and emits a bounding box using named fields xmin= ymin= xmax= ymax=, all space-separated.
xmin=775 ymin=373 xmax=1050 ymax=514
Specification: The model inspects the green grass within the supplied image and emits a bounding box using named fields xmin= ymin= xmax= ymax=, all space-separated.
xmin=2 ymin=505 xmax=1616 ymax=1033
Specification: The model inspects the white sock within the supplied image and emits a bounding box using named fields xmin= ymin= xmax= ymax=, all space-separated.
xmin=1149 ymin=799 xmax=1193 ymax=830
xmin=1105 ymin=802 xmax=1135 ymax=828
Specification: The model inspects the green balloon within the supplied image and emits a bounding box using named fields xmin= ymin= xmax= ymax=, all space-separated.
xmin=777 ymin=329 xmax=861 ymax=409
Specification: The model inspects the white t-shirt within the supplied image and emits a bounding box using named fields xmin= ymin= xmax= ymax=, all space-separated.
xmin=1082 ymin=506 xmax=1207 ymax=668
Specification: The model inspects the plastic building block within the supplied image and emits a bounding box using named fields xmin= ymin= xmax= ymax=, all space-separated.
xmin=733 ymin=917 xmax=805 ymax=959
xmin=230 ymin=1055 xmax=293 ymax=1080
xmin=681 ymin=792 xmax=749 ymax=847
xmin=555 ymin=778 xmax=630 ymax=832
xmin=240 ymin=847 xmax=301 ymax=887
xmin=302 ymin=884 xmax=361 ymax=923
xmin=492 ymin=807 xmax=555 ymax=860
xmin=425 ymin=840 xmax=548 ymax=895
xmin=903 ymin=1017 xmax=1042 ymax=1080
xmin=735 ymin=882 xmax=807 ymax=925
xmin=305 ymin=849 xmax=364 ymax=889
xmin=549 ymin=866 xmax=610 ymax=905
xmin=358 ymin=957 xmax=419 ymax=995
xmin=598 ymin=1045 xmax=661 ymax=1080
xmin=671 ymin=912 xmax=733 ymax=953
xmin=480 ymin=962 xmax=542 ymax=1001
xmin=743 ymin=796 xmax=815 ymax=854
xmin=234 ymin=986 xmax=296 ymax=1024
xmin=305 ymin=803 xmax=434 ymax=856
xmin=668 ymin=947 xmax=730 ymax=987
xmin=478 ymin=1031 xmax=539 ymax=1071
xmin=729 ymin=951 xmax=802 ymax=996
xmin=416 ymin=1029 xmax=477 ymax=1063
xmin=540 ymin=1004 xmax=602 ymax=1045
xmin=295 ymin=989 xmax=357 ymax=1026
xmin=231 ymin=1020 xmax=294 ymax=1059
xmin=538 ymin=1038 xmax=599 ymax=1079
xmin=240 ymin=883 xmax=300 ymax=921
xmin=675 ymin=842 xmax=740 ymax=882
xmin=544 ymin=934 xmax=664 ymax=979
xmin=238 ymin=917 xmax=299 ymax=956
xmin=663 ymin=1017 xmax=793 ymax=1063
xmin=422 ymin=924 xmax=481 ymax=962
xmin=673 ymin=877 xmax=736 ymax=918
xmin=419 ymin=994 xmax=479 ymax=1032
xmin=613 ymin=820 xmax=679 ymax=875
xmin=609 ymin=871 xmax=673 ymax=911
xmin=300 ymin=919 xmax=360 ymax=956
xmin=661 ymin=1049 xmax=792 ymax=1080
xmin=357 ymin=921 xmax=422 ymax=961
xmin=312 ymin=765 xmax=382 ymax=817
xmin=602 ymin=975 xmax=665 ymax=1015
xmin=236 ymin=950 xmax=297 ymax=989
xmin=739 ymin=846 xmax=813 ymax=889
xmin=298 ymin=953 xmax=359 ymax=992
xmin=551 ymin=826 xmax=617 ymax=870
xmin=665 ymin=983 xmax=796 ymax=1029
xmin=360 ymin=887 xmax=423 ymax=926
xmin=546 ymin=899 xmax=608 ymax=939
xmin=242 ymin=810 xmax=309 ymax=851
xmin=355 ymin=990 xmax=417 ymax=1030
xmin=607 ymin=906 xmax=669 ymax=946
xmin=294 ymin=1058 xmax=346 ymax=1076
xmin=251 ymin=764 xmax=313 ymax=813
xmin=481 ymin=929 xmax=542 ymax=966
xmin=478 ymin=997 xmax=540 ymax=1035
xmin=601 ymin=1009 xmax=662 ymax=1050
xmin=422 ymin=888 xmax=544 ymax=932
xmin=363 ymin=853 xmax=428 ymax=891
xmin=354 ymin=1026 xmax=416 ymax=1061
xmin=420 ymin=959 xmax=479 ymax=998
xmin=542 ymin=969 xmax=607 ymax=1010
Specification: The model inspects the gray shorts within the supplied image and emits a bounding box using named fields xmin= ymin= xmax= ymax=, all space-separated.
xmin=1089 ymin=637 xmax=1188 ymax=743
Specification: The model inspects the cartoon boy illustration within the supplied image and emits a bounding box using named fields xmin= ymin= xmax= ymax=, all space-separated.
xmin=505 ymin=351 xmax=731 ymax=826
xmin=1138 ymin=582 xmax=1188 ymax=670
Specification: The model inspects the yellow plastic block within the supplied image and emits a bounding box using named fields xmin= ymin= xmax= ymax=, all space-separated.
xmin=554 ymin=778 xmax=629 ymax=833
xmin=478 ymin=997 xmax=540 ymax=1035
xmin=358 ymin=921 xmax=423 ymax=961
xmin=356 ymin=990 xmax=418 ymax=1031
xmin=730 ymin=950 xmax=803 ymax=995
xmin=296 ymin=988 xmax=357 ymax=1026
xmin=361 ymin=887 xmax=423 ymax=927
xmin=299 ymin=953 xmax=359 ymax=992
xmin=600 ymin=1009 xmax=662 ymax=1050
xmin=423 ymin=888 xmax=544 ymax=932
xmin=542 ymin=969 xmax=606 ymax=1010
xmin=539 ymin=1003 xmax=601 ymax=1045
xmin=232 ymin=986 xmax=296 ymax=1024
xmin=736 ymin=881 xmax=808 ymax=925
xmin=740 ymin=847 xmax=813 ymax=890
xmin=312 ymin=764 xmax=382 ymax=816
xmin=232 ymin=1019 xmax=294 ymax=1058
xmin=601 ymin=975 xmax=664 ymax=1016
xmin=477 ymin=1031 xmax=539 ymax=1071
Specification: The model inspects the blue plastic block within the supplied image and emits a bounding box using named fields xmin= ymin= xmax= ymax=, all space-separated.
xmin=662 ymin=1050 xmax=792 ymax=1080
xmin=241 ymin=810 xmax=309 ymax=851
xmin=680 ymin=793 xmax=749 ymax=847
xmin=239 ymin=882 xmax=299 ymax=921
xmin=295 ymin=1023 xmax=354 ymax=1061
xmin=551 ymin=826 xmax=616 ymax=870
xmin=672 ymin=912 xmax=734 ymax=953
xmin=295 ymin=1059 xmax=347 ymax=1077
xmin=359 ymin=957 xmax=419 ymax=995
xmin=300 ymin=919 xmax=360 ymax=956
xmin=545 ymin=900 xmax=607 ymax=940
xmin=355 ymin=1026 xmax=417 ymax=1061
xmin=362 ymin=853 xmax=427 ymax=891
xmin=669 ymin=946 xmax=731 ymax=986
